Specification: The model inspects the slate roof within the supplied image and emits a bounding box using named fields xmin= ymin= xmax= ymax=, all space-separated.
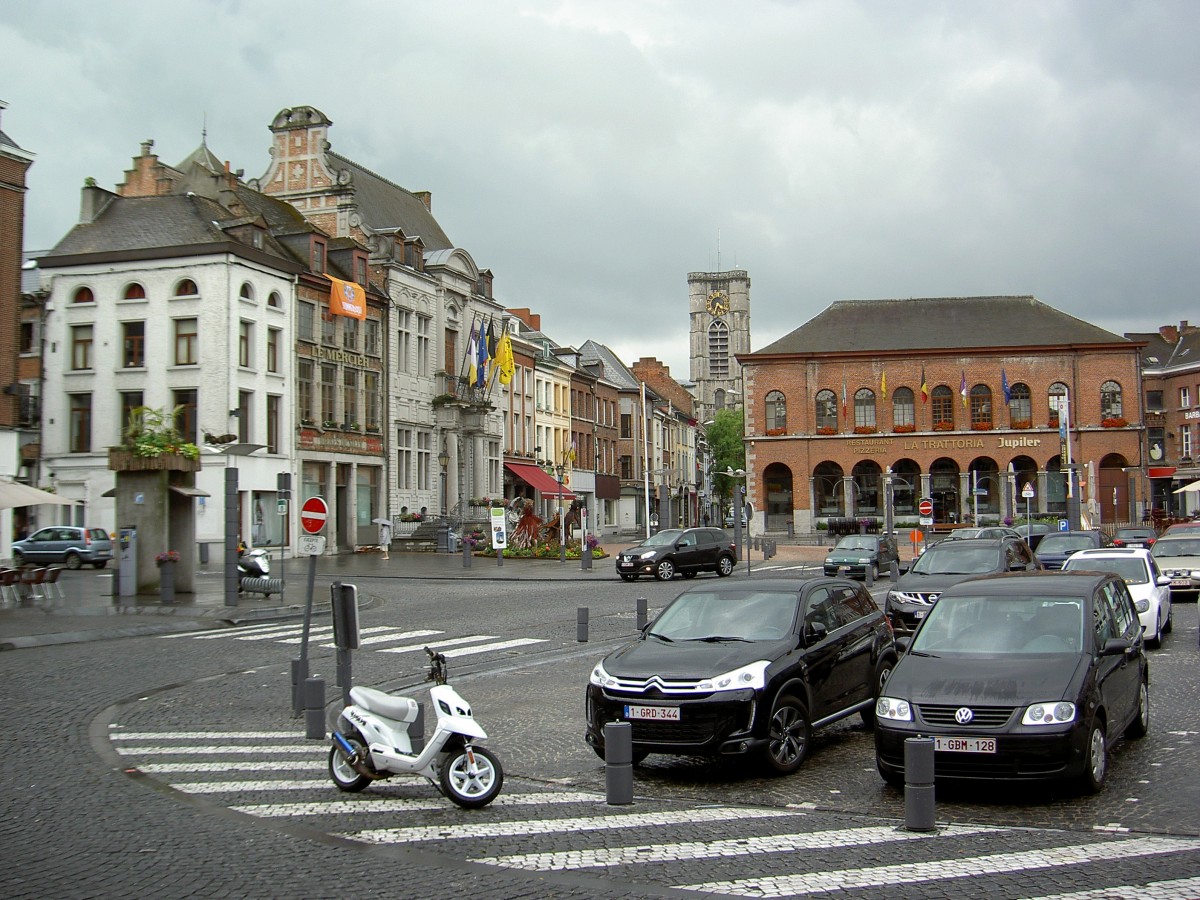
xmin=578 ymin=340 xmax=660 ymax=396
xmin=329 ymin=151 xmax=453 ymax=251
xmin=1129 ymin=328 xmax=1200 ymax=371
xmin=754 ymin=296 xmax=1132 ymax=356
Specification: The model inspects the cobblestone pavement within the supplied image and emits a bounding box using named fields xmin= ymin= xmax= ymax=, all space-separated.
xmin=3 ymin=550 xmax=1199 ymax=898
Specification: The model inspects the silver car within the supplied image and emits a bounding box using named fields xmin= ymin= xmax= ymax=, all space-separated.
xmin=12 ymin=526 xmax=113 ymax=569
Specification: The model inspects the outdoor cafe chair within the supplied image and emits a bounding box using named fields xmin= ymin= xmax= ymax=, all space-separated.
xmin=42 ymin=566 xmax=66 ymax=602
xmin=19 ymin=566 xmax=48 ymax=602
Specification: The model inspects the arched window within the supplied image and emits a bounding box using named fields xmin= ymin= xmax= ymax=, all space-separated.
xmin=1100 ymin=381 xmax=1123 ymax=420
xmin=892 ymin=387 xmax=914 ymax=428
xmin=122 ymin=283 xmax=146 ymax=300
xmin=970 ymin=384 xmax=992 ymax=427
xmin=239 ymin=282 xmax=255 ymax=301
xmin=72 ymin=286 xmax=94 ymax=304
xmin=854 ymin=388 xmax=876 ymax=429
xmin=1048 ymin=382 xmax=1068 ymax=426
xmin=931 ymin=385 xmax=954 ymax=429
xmin=175 ymin=278 xmax=199 ymax=297
xmin=714 ymin=388 xmax=727 ymax=411
xmin=815 ymin=389 xmax=837 ymax=431
xmin=707 ymin=321 xmax=730 ymax=378
xmin=765 ymin=391 xmax=786 ymax=432
xmin=268 ymin=290 xmax=281 ymax=308
xmin=1008 ymin=382 xmax=1031 ymax=426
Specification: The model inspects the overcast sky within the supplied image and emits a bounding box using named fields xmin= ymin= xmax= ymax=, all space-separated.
xmin=3 ymin=0 xmax=1197 ymax=380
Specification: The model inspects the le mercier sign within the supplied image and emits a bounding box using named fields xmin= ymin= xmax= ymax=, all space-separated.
xmin=845 ymin=435 xmax=1047 ymax=454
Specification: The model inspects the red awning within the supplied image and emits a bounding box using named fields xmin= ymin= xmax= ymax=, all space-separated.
xmin=505 ymin=462 xmax=575 ymax=499
xmin=1148 ymin=467 xmax=1177 ymax=478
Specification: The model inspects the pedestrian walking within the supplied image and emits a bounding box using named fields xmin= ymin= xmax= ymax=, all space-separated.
xmin=379 ymin=520 xmax=392 ymax=560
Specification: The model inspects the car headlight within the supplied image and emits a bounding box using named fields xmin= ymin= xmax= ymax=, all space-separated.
xmin=637 ymin=550 xmax=658 ymax=560
xmin=696 ymin=660 xmax=770 ymax=692
xmin=590 ymin=661 xmax=618 ymax=688
xmin=1134 ymin=598 xmax=1149 ymax=613
xmin=876 ymin=696 xmax=912 ymax=722
xmin=1022 ymin=701 xmax=1075 ymax=725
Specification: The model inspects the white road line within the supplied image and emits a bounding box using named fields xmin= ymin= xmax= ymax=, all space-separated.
xmin=377 ymin=635 xmax=497 ymax=654
xmin=476 ymin=824 xmax=996 ymax=871
xmin=440 ymin=638 xmax=546 ymax=657
xmin=173 ymin=779 xmax=332 ymax=793
xmin=115 ymin=745 xmax=314 ymax=756
xmin=136 ymin=761 xmax=325 ymax=774
xmin=110 ymin=731 xmax=299 ymax=741
xmin=350 ymin=807 xmax=798 ymax=844
xmin=158 ymin=622 xmax=287 ymax=639
xmin=1026 ymin=876 xmax=1200 ymax=900
xmin=277 ymin=625 xmax=397 ymax=644
xmin=233 ymin=625 xmax=328 ymax=641
xmin=320 ymin=628 xmax=443 ymax=648
xmin=679 ymin=836 xmax=1200 ymax=897
xmin=234 ymin=792 xmax=606 ymax=817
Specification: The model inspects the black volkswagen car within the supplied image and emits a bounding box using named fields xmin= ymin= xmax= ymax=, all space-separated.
xmin=615 ymin=527 xmax=737 ymax=581
xmin=875 ymin=571 xmax=1148 ymax=793
xmin=586 ymin=577 xmax=897 ymax=774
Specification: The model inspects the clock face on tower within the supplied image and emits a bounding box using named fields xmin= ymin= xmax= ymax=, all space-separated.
xmin=706 ymin=289 xmax=729 ymax=317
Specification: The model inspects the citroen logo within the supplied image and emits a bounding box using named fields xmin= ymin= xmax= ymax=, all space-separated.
xmin=955 ymin=707 xmax=974 ymax=724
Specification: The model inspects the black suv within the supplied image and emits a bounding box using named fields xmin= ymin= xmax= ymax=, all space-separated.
xmin=586 ymin=577 xmax=897 ymax=773
xmin=823 ymin=533 xmax=900 ymax=580
xmin=615 ymin=527 xmax=737 ymax=581
xmin=885 ymin=537 xmax=1041 ymax=634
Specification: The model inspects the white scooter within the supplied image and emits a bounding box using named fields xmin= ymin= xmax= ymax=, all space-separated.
xmin=328 ymin=647 xmax=504 ymax=808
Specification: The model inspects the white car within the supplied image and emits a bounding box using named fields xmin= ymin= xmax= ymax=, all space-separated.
xmin=1063 ymin=547 xmax=1172 ymax=648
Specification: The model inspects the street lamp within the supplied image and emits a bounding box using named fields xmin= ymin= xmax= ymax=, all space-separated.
xmin=725 ymin=466 xmax=749 ymax=574
xmin=539 ymin=456 xmax=568 ymax=563
xmin=438 ymin=445 xmax=450 ymax=512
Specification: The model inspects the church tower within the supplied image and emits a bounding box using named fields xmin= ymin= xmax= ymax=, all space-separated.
xmin=688 ymin=268 xmax=751 ymax=423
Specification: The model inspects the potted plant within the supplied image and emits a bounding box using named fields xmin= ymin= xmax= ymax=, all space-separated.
xmin=109 ymin=406 xmax=201 ymax=472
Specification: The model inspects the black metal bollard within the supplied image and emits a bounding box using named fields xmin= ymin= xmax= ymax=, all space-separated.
xmin=865 ymin=564 xmax=875 ymax=588
xmin=890 ymin=559 xmax=900 ymax=581
xmin=304 ymin=677 xmax=326 ymax=740
xmin=462 ymin=540 xmax=473 ymax=568
xmin=903 ymin=736 xmax=937 ymax=831
xmin=291 ymin=657 xmax=309 ymax=717
xmin=581 ymin=546 xmax=593 ymax=571
xmin=577 ymin=607 xmax=589 ymax=642
xmin=636 ymin=597 xmax=648 ymax=631
xmin=604 ymin=721 xmax=634 ymax=805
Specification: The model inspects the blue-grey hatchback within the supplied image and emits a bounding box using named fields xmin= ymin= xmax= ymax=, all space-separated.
xmin=12 ymin=526 xmax=113 ymax=569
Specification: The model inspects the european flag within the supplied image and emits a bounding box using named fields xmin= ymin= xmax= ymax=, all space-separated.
xmin=1001 ymin=368 xmax=1011 ymax=404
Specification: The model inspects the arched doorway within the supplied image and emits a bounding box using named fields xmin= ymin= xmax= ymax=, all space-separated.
xmin=1010 ymin=455 xmax=1038 ymax=521
xmin=967 ymin=456 xmax=1001 ymax=521
xmin=930 ymin=457 xmax=960 ymax=523
xmin=851 ymin=460 xmax=883 ymax=516
xmin=812 ymin=461 xmax=844 ymax=516
xmin=1046 ymin=455 xmax=1067 ymax=515
xmin=890 ymin=458 xmax=920 ymax=517
xmin=763 ymin=462 xmax=794 ymax=532
xmin=1098 ymin=453 xmax=1131 ymax=525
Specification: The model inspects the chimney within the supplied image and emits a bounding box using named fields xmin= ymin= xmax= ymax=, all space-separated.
xmin=79 ymin=182 xmax=116 ymax=224
xmin=1160 ymin=324 xmax=1180 ymax=343
xmin=414 ymin=190 xmax=432 ymax=211
xmin=1180 ymin=320 xmax=1193 ymax=334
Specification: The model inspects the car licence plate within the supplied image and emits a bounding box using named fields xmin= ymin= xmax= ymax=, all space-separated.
xmin=624 ymin=705 xmax=680 ymax=721
xmin=1171 ymin=578 xmax=1192 ymax=588
xmin=934 ymin=736 xmax=996 ymax=753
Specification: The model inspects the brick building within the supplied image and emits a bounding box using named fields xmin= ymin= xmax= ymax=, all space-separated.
xmin=738 ymin=296 xmax=1144 ymax=533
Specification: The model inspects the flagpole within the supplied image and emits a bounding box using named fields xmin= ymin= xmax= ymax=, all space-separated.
xmin=642 ymin=381 xmax=651 ymax=540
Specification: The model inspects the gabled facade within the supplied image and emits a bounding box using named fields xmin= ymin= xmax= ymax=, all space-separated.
xmin=631 ymin=357 xmax=702 ymax=529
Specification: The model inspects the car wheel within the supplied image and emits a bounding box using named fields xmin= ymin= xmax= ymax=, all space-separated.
xmin=1078 ymin=715 xmax=1108 ymax=794
xmin=716 ymin=555 xmax=734 ymax=577
xmin=859 ymin=656 xmax=895 ymax=727
xmin=1163 ymin=606 xmax=1173 ymax=634
xmin=867 ymin=563 xmax=878 ymax=582
xmin=619 ymin=573 xmax=636 ymax=582
xmin=654 ymin=559 xmax=676 ymax=581
xmin=762 ymin=695 xmax=811 ymax=775
xmin=1125 ymin=679 xmax=1150 ymax=740
xmin=1147 ymin=614 xmax=1162 ymax=650
xmin=12 ymin=550 xmax=24 ymax=566
xmin=92 ymin=560 xmax=108 ymax=569
xmin=64 ymin=552 xmax=83 ymax=570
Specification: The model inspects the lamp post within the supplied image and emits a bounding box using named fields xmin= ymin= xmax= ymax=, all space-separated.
xmin=438 ymin=445 xmax=450 ymax=513
xmin=725 ymin=466 xmax=749 ymax=574
xmin=540 ymin=456 xmax=568 ymax=563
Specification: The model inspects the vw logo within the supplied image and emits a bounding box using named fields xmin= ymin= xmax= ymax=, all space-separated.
xmin=955 ymin=707 xmax=974 ymax=724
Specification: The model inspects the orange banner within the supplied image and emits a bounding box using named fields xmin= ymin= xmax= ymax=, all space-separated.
xmin=327 ymin=276 xmax=366 ymax=320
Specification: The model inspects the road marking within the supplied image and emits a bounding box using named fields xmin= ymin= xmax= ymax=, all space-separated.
xmin=377 ymin=635 xmax=496 ymax=654
xmin=136 ymin=761 xmax=324 ymax=773
xmin=350 ymin=807 xmax=798 ymax=844
xmin=475 ymin=823 xmax=997 ymax=871
xmin=320 ymin=628 xmax=442 ymax=648
xmin=277 ymin=625 xmax=397 ymax=644
xmin=110 ymin=731 xmax=299 ymax=740
xmin=158 ymin=622 xmax=286 ymax=639
xmin=1026 ymin=876 xmax=1200 ymax=899
xmin=234 ymin=792 xmax=606 ymax=817
xmin=679 ymin=836 xmax=1200 ymax=896
xmin=172 ymin=779 xmax=333 ymax=793
xmin=115 ymin=744 xmax=314 ymax=755
xmin=440 ymin=637 xmax=546 ymax=657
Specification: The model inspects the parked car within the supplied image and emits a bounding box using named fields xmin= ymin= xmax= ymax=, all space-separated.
xmin=1034 ymin=530 xmax=1114 ymax=570
xmin=1014 ymin=522 xmax=1055 ymax=551
xmin=1161 ymin=520 xmax=1200 ymax=536
xmin=942 ymin=526 xmax=1022 ymax=541
xmin=11 ymin=526 xmax=113 ymax=569
xmin=875 ymin=571 xmax=1149 ymax=793
xmin=1149 ymin=533 xmax=1200 ymax=600
xmin=822 ymin=533 xmax=900 ymax=580
xmin=1111 ymin=527 xmax=1158 ymax=549
xmin=615 ymin=527 xmax=737 ymax=582
xmin=1063 ymin=548 xmax=1172 ymax=648
xmin=884 ymin=537 xmax=1041 ymax=634
xmin=586 ymin=578 xmax=897 ymax=773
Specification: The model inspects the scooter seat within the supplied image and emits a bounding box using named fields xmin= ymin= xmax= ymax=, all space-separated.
xmin=349 ymin=685 xmax=420 ymax=723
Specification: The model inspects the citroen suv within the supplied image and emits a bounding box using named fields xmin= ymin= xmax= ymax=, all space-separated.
xmin=615 ymin=528 xmax=737 ymax=581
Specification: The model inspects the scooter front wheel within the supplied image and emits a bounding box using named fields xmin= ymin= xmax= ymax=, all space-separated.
xmin=329 ymin=734 xmax=372 ymax=793
xmin=439 ymin=744 xmax=503 ymax=809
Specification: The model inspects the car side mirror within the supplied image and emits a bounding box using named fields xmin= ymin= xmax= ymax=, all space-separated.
xmin=1157 ymin=575 xmax=1171 ymax=586
xmin=895 ymin=634 xmax=912 ymax=654
xmin=1100 ymin=636 xmax=1132 ymax=657
xmin=806 ymin=621 xmax=828 ymax=643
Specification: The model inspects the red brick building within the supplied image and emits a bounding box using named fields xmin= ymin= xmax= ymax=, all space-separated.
xmin=739 ymin=296 xmax=1144 ymax=533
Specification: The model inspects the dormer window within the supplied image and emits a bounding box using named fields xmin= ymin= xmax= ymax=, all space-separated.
xmin=311 ymin=239 xmax=326 ymax=274
xmin=354 ymin=253 xmax=368 ymax=286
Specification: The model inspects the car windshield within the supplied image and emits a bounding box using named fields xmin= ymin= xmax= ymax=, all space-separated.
xmin=1063 ymin=556 xmax=1149 ymax=584
xmin=1038 ymin=535 xmax=1094 ymax=554
xmin=639 ymin=530 xmax=685 ymax=548
xmin=911 ymin=593 xmax=1084 ymax=655
xmin=1153 ymin=539 xmax=1200 ymax=558
xmin=834 ymin=536 xmax=876 ymax=551
xmin=651 ymin=590 xmax=798 ymax=641
xmin=909 ymin=544 xmax=999 ymax=575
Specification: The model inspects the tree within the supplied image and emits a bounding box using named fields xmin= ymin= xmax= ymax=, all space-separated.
xmin=705 ymin=408 xmax=745 ymax=512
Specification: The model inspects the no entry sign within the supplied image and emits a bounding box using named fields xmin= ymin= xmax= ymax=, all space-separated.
xmin=918 ymin=498 xmax=934 ymax=517
xmin=300 ymin=496 xmax=328 ymax=534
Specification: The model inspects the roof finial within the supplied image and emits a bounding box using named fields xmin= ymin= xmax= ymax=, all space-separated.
xmin=201 ymin=112 xmax=208 ymax=148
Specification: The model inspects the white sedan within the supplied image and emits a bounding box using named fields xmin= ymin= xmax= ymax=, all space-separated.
xmin=1063 ymin=547 xmax=1173 ymax=648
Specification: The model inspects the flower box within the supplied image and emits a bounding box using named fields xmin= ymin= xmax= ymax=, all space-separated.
xmin=892 ymin=424 xmax=915 ymax=433
xmin=1011 ymin=419 xmax=1032 ymax=429
xmin=932 ymin=421 xmax=953 ymax=431
xmin=816 ymin=426 xmax=837 ymax=436
xmin=108 ymin=448 xmax=201 ymax=473
xmin=1101 ymin=417 xmax=1128 ymax=428
xmin=853 ymin=426 xmax=877 ymax=435
xmin=764 ymin=427 xmax=787 ymax=437
xmin=970 ymin=422 xmax=994 ymax=431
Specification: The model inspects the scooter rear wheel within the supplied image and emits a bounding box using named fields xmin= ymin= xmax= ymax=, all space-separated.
xmin=329 ymin=734 xmax=372 ymax=793
xmin=439 ymin=744 xmax=503 ymax=809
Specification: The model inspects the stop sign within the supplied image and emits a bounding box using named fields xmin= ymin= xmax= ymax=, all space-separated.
xmin=918 ymin=498 xmax=934 ymax=517
xmin=300 ymin=496 xmax=328 ymax=534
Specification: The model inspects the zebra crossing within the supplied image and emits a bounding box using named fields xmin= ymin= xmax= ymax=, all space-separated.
xmin=110 ymin=729 xmax=1200 ymax=898
xmin=158 ymin=621 xmax=547 ymax=659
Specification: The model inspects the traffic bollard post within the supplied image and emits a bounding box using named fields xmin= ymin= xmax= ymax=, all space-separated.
xmin=604 ymin=721 xmax=634 ymax=805
xmin=636 ymin=596 xmax=648 ymax=631
xmin=903 ymin=736 xmax=937 ymax=831
xmin=577 ymin=606 xmax=588 ymax=642
xmin=304 ymin=677 xmax=326 ymax=740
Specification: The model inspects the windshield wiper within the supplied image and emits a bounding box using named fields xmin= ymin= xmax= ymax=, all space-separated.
xmin=692 ymin=635 xmax=751 ymax=643
xmin=906 ymin=650 xmax=940 ymax=658
xmin=647 ymin=631 xmax=674 ymax=642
